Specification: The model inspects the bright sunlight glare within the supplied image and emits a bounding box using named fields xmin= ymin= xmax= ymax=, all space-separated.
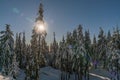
xmin=35 ymin=21 xmax=46 ymax=33
xmin=38 ymin=24 xmax=45 ymax=32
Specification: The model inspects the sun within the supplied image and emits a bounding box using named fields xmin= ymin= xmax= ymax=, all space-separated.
xmin=37 ymin=24 xmax=45 ymax=32
xmin=35 ymin=21 xmax=45 ymax=33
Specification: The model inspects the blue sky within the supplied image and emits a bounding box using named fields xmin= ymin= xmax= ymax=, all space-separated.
xmin=0 ymin=0 xmax=120 ymax=44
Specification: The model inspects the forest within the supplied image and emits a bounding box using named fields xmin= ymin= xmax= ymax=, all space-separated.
xmin=0 ymin=1 xmax=120 ymax=80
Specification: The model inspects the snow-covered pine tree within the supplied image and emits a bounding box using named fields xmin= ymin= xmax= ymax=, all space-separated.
xmin=84 ymin=30 xmax=91 ymax=80
xmin=17 ymin=33 xmax=23 ymax=69
xmin=84 ymin=30 xmax=91 ymax=56
xmin=97 ymin=27 xmax=107 ymax=68
xmin=62 ymin=35 xmax=73 ymax=80
xmin=72 ymin=25 xmax=90 ymax=80
xmin=92 ymin=35 xmax=98 ymax=69
xmin=11 ymin=52 xmax=19 ymax=79
xmin=0 ymin=24 xmax=14 ymax=76
xmin=56 ymin=35 xmax=72 ymax=80
xmin=25 ymin=45 xmax=32 ymax=80
xmin=38 ymin=34 xmax=46 ymax=69
xmin=30 ymin=2 xmax=47 ymax=80
xmin=48 ymin=43 xmax=54 ymax=66
xmin=31 ymin=26 xmax=39 ymax=80
xmin=15 ymin=33 xmax=18 ymax=61
xmin=72 ymin=40 xmax=86 ymax=80
xmin=105 ymin=30 xmax=112 ymax=69
xmin=107 ymin=27 xmax=120 ymax=80
xmin=36 ymin=3 xmax=47 ymax=68
xmin=41 ymin=35 xmax=49 ymax=66
xmin=51 ymin=32 xmax=58 ymax=68
xmin=55 ymin=36 xmax=65 ymax=69
xmin=21 ymin=32 xmax=26 ymax=69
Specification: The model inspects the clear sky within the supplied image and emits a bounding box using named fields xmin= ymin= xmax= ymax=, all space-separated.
xmin=0 ymin=0 xmax=120 ymax=44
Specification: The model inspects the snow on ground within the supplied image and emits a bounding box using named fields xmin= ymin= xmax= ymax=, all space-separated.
xmin=0 ymin=67 xmax=119 ymax=80
xmin=0 ymin=73 xmax=11 ymax=80
xmin=40 ymin=67 xmax=113 ymax=80
xmin=40 ymin=67 xmax=61 ymax=80
xmin=89 ymin=69 xmax=111 ymax=80
xmin=89 ymin=73 xmax=110 ymax=80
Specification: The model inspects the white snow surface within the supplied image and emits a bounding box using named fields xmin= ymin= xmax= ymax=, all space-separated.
xmin=0 ymin=66 xmax=119 ymax=80
xmin=0 ymin=73 xmax=12 ymax=80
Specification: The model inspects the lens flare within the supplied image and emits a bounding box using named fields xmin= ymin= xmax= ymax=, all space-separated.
xmin=35 ymin=21 xmax=45 ymax=33
xmin=37 ymin=24 xmax=45 ymax=32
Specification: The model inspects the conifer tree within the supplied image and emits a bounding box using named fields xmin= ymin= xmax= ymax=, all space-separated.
xmin=11 ymin=53 xmax=19 ymax=79
xmin=107 ymin=27 xmax=120 ymax=80
xmin=0 ymin=24 xmax=19 ymax=78
xmin=72 ymin=25 xmax=90 ymax=80
xmin=97 ymin=27 xmax=107 ymax=68
xmin=30 ymin=2 xmax=47 ymax=80
xmin=15 ymin=33 xmax=19 ymax=63
xmin=21 ymin=32 xmax=26 ymax=68
xmin=25 ymin=45 xmax=32 ymax=80
xmin=84 ymin=30 xmax=91 ymax=54
xmin=92 ymin=35 xmax=98 ymax=69
xmin=31 ymin=27 xmax=39 ymax=80
xmin=84 ymin=30 xmax=91 ymax=80
xmin=18 ymin=33 xmax=24 ymax=69
xmin=52 ymin=32 xmax=58 ymax=67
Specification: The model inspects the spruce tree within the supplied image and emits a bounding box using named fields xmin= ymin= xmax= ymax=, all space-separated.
xmin=0 ymin=24 xmax=18 ymax=78
xmin=17 ymin=33 xmax=23 ymax=69
xmin=11 ymin=53 xmax=19 ymax=79
xmin=84 ymin=30 xmax=91 ymax=80
xmin=21 ymin=32 xmax=26 ymax=68
xmin=25 ymin=45 xmax=32 ymax=80
xmin=97 ymin=27 xmax=107 ymax=68
xmin=31 ymin=27 xmax=39 ymax=80
xmin=92 ymin=35 xmax=98 ymax=69
xmin=108 ymin=27 xmax=120 ymax=80
xmin=72 ymin=25 xmax=89 ymax=80
xmin=52 ymin=32 xmax=58 ymax=67
xmin=30 ymin=2 xmax=47 ymax=80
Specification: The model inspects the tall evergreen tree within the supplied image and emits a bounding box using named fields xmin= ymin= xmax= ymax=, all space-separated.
xmin=36 ymin=3 xmax=47 ymax=68
xmin=72 ymin=25 xmax=91 ymax=80
xmin=84 ymin=30 xmax=91 ymax=80
xmin=17 ymin=33 xmax=23 ymax=68
xmin=97 ymin=27 xmax=107 ymax=68
xmin=84 ymin=30 xmax=91 ymax=52
xmin=92 ymin=35 xmax=98 ymax=69
xmin=107 ymin=27 xmax=120 ymax=80
xmin=52 ymin=32 xmax=58 ymax=67
xmin=11 ymin=53 xmax=19 ymax=79
xmin=31 ymin=26 xmax=38 ymax=80
xmin=21 ymin=32 xmax=26 ymax=68
xmin=0 ymin=24 xmax=18 ymax=79
xmin=30 ymin=2 xmax=47 ymax=80
xmin=25 ymin=45 xmax=32 ymax=80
